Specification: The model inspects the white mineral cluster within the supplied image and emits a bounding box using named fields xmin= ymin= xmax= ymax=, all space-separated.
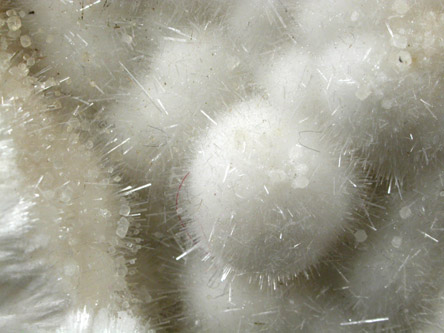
xmin=0 ymin=5 xmax=149 ymax=332
xmin=1 ymin=0 xmax=444 ymax=332
xmin=311 ymin=1 xmax=444 ymax=185
xmin=183 ymin=98 xmax=360 ymax=280
xmin=181 ymin=253 xmax=351 ymax=332
xmin=16 ymin=0 xmax=150 ymax=100
xmin=344 ymin=171 xmax=444 ymax=329
xmin=106 ymin=25 xmax=242 ymax=185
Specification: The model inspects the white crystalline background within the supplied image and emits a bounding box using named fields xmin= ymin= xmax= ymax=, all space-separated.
xmin=1 ymin=0 xmax=444 ymax=332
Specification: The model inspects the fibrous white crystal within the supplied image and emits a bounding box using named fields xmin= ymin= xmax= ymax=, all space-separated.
xmin=182 ymin=254 xmax=351 ymax=332
xmin=345 ymin=171 xmax=444 ymax=328
xmin=181 ymin=98 xmax=360 ymax=279
xmin=3 ymin=0 xmax=444 ymax=331
xmin=0 ymin=13 xmax=146 ymax=330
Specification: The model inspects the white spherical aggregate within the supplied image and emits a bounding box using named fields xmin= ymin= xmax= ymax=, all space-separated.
xmin=17 ymin=0 xmax=150 ymax=99
xmin=345 ymin=171 xmax=444 ymax=329
xmin=6 ymin=0 xmax=444 ymax=331
xmin=107 ymin=26 xmax=241 ymax=184
xmin=0 ymin=18 xmax=147 ymax=330
xmin=182 ymin=254 xmax=351 ymax=332
xmin=313 ymin=5 xmax=444 ymax=184
xmin=182 ymin=98 xmax=358 ymax=278
xmin=182 ymin=256 xmax=281 ymax=332
xmin=255 ymin=47 xmax=313 ymax=113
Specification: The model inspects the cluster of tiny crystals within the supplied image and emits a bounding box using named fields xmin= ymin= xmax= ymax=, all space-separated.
xmin=0 ymin=5 xmax=150 ymax=332
xmin=2 ymin=0 xmax=444 ymax=332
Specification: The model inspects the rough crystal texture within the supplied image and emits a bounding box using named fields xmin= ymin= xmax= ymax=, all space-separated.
xmin=2 ymin=0 xmax=444 ymax=332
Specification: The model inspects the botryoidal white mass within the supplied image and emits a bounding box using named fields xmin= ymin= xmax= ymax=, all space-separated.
xmin=106 ymin=25 xmax=242 ymax=185
xmin=181 ymin=254 xmax=352 ymax=332
xmin=16 ymin=0 xmax=234 ymax=102
xmin=344 ymin=170 xmax=444 ymax=330
xmin=16 ymin=0 xmax=151 ymax=100
xmin=180 ymin=98 xmax=361 ymax=280
xmin=306 ymin=1 xmax=444 ymax=185
xmin=3 ymin=0 xmax=444 ymax=331
xmin=0 ymin=8 xmax=148 ymax=332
